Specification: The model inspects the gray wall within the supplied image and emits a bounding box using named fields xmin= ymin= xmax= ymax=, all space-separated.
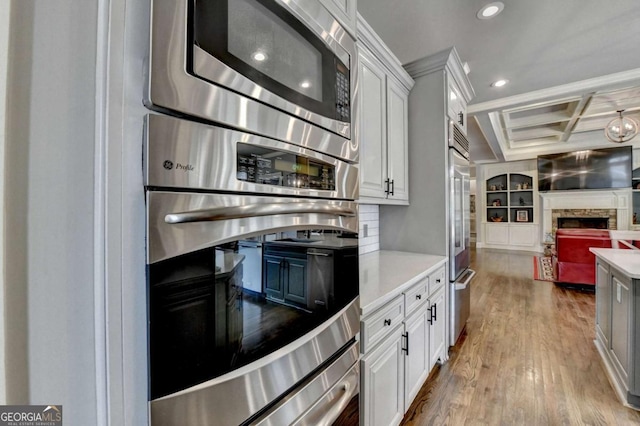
xmin=5 ymin=1 xmax=99 ymax=423
xmin=380 ymin=69 xmax=449 ymax=256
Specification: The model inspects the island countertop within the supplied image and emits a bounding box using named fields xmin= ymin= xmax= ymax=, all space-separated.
xmin=590 ymin=248 xmax=640 ymax=279
xmin=359 ymin=250 xmax=447 ymax=316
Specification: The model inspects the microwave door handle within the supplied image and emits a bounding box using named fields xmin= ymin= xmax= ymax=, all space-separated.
xmin=164 ymin=203 xmax=357 ymax=224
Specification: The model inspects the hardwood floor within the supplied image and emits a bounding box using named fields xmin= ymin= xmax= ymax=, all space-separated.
xmin=337 ymin=249 xmax=640 ymax=425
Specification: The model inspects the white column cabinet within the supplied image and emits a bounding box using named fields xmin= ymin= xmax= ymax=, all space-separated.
xmin=357 ymin=14 xmax=414 ymax=205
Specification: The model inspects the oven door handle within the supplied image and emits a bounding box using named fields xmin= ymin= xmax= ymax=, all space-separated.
xmin=165 ymin=203 xmax=357 ymax=224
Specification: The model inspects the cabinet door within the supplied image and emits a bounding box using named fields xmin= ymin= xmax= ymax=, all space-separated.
xmin=284 ymin=257 xmax=308 ymax=306
xmin=611 ymin=272 xmax=631 ymax=381
xmin=358 ymin=48 xmax=388 ymax=199
xmin=361 ymin=326 xmax=405 ymax=426
xmin=429 ymin=286 xmax=447 ymax=370
xmin=404 ymin=304 xmax=430 ymax=412
xmin=386 ymin=76 xmax=409 ymax=202
xmin=485 ymin=223 xmax=509 ymax=245
xmin=508 ymin=224 xmax=536 ymax=247
xmin=263 ymin=255 xmax=284 ymax=301
xmin=447 ymin=80 xmax=466 ymax=132
xmin=596 ymin=260 xmax=611 ymax=348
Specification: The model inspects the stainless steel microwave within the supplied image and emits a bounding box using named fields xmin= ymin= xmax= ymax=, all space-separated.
xmin=145 ymin=0 xmax=358 ymax=163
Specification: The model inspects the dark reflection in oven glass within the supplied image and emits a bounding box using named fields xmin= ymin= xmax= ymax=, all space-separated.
xmin=148 ymin=231 xmax=358 ymax=399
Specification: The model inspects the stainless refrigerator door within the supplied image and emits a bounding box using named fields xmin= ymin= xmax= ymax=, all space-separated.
xmin=450 ymin=268 xmax=475 ymax=346
xmin=449 ymin=148 xmax=471 ymax=281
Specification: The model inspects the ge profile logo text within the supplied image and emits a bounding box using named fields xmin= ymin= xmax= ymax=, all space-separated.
xmin=0 ymin=405 xmax=62 ymax=426
xmin=163 ymin=160 xmax=174 ymax=170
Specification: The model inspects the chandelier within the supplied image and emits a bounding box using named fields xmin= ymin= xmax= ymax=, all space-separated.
xmin=604 ymin=110 xmax=638 ymax=143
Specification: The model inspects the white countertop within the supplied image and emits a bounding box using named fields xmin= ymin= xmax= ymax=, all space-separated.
xmin=359 ymin=250 xmax=447 ymax=316
xmin=590 ymin=248 xmax=640 ymax=279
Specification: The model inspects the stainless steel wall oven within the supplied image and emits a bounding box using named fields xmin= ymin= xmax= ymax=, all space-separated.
xmin=144 ymin=115 xmax=360 ymax=425
xmin=145 ymin=0 xmax=357 ymax=163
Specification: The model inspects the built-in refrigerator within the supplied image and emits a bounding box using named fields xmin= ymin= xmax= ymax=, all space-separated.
xmin=449 ymin=121 xmax=475 ymax=346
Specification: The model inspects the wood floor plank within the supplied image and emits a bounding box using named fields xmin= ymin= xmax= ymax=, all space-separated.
xmin=334 ymin=249 xmax=640 ymax=425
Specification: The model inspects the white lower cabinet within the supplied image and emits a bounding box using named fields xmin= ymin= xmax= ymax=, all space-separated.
xmin=428 ymin=285 xmax=446 ymax=370
xmin=361 ymin=325 xmax=405 ymax=426
xmin=360 ymin=265 xmax=447 ymax=425
xmin=403 ymin=304 xmax=430 ymax=411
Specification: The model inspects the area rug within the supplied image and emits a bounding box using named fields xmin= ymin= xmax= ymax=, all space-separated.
xmin=533 ymin=256 xmax=555 ymax=282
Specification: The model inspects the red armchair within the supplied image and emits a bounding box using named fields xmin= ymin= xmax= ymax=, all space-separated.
xmin=554 ymin=229 xmax=612 ymax=286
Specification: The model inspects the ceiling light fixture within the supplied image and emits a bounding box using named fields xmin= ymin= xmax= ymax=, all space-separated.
xmin=252 ymin=52 xmax=267 ymax=62
xmin=604 ymin=110 xmax=638 ymax=143
xmin=477 ymin=2 xmax=504 ymax=19
xmin=300 ymin=81 xmax=311 ymax=88
xmin=491 ymin=79 xmax=508 ymax=88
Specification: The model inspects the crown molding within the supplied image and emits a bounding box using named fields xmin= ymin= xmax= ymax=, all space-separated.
xmin=403 ymin=47 xmax=475 ymax=102
xmin=356 ymin=13 xmax=414 ymax=91
xmin=468 ymin=68 xmax=640 ymax=115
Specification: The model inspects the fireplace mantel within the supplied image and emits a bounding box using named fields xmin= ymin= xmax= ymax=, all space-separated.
xmin=540 ymin=190 xmax=632 ymax=234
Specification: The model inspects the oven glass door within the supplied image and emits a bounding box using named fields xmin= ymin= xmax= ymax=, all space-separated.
xmin=147 ymin=192 xmax=359 ymax=400
xmin=192 ymin=0 xmax=350 ymax=123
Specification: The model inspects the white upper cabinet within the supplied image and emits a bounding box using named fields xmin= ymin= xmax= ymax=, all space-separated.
xmin=319 ymin=0 xmax=357 ymax=38
xmin=357 ymin=14 xmax=414 ymax=205
xmin=386 ymin=77 xmax=410 ymax=201
xmin=359 ymin=48 xmax=389 ymax=199
xmin=448 ymin=80 xmax=467 ymax=133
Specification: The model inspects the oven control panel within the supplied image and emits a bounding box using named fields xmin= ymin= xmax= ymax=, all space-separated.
xmin=236 ymin=143 xmax=336 ymax=190
xmin=335 ymin=62 xmax=350 ymax=122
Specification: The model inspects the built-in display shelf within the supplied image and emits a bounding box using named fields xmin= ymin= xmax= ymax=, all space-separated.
xmin=485 ymin=173 xmax=534 ymax=223
xmin=477 ymin=161 xmax=540 ymax=252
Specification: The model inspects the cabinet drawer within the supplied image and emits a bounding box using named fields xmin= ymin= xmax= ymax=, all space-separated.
xmin=429 ymin=266 xmax=446 ymax=295
xmin=404 ymin=277 xmax=429 ymax=316
xmin=361 ymin=295 xmax=404 ymax=353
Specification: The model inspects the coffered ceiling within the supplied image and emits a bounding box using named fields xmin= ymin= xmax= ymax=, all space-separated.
xmin=469 ymin=75 xmax=640 ymax=162
xmin=357 ymin=0 xmax=640 ymax=163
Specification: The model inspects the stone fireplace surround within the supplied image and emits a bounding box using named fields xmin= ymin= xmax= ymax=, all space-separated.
xmin=540 ymin=190 xmax=631 ymax=236
xmin=554 ymin=209 xmax=616 ymax=230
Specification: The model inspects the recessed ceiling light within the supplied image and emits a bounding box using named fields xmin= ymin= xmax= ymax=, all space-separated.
xmin=477 ymin=2 xmax=504 ymax=19
xmin=300 ymin=81 xmax=311 ymax=88
xmin=253 ymin=52 xmax=267 ymax=62
xmin=491 ymin=79 xmax=509 ymax=88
